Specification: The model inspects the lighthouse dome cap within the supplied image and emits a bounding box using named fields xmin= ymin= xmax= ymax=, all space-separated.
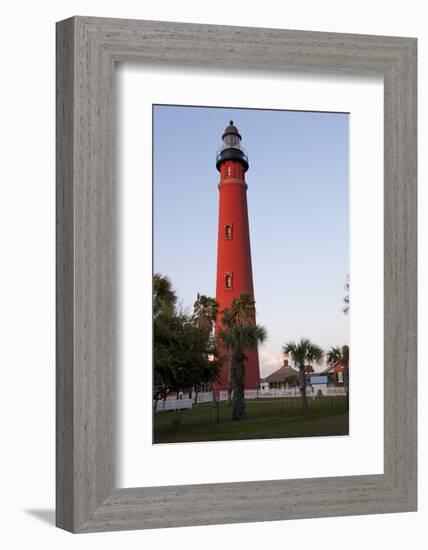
xmin=222 ymin=120 xmax=242 ymax=140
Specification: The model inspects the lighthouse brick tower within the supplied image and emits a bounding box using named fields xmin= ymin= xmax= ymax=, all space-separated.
xmin=214 ymin=121 xmax=260 ymax=392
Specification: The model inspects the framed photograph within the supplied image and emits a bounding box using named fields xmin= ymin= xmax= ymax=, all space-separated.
xmin=150 ymin=105 xmax=350 ymax=446
xmin=56 ymin=16 xmax=417 ymax=532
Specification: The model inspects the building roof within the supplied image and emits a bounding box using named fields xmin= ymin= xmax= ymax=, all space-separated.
xmin=321 ymin=360 xmax=346 ymax=375
xmin=263 ymin=359 xmax=300 ymax=383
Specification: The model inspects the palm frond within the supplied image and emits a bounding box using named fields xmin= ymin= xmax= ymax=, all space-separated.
xmin=326 ymin=345 xmax=349 ymax=366
xmin=283 ymin=338 xmax=323 ymax=368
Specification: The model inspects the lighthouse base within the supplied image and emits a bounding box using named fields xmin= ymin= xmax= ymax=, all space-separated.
xmin=214 ymin=347 xmax=260 ymax=396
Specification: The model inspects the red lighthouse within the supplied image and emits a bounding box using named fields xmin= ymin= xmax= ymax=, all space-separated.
xmin=214 ymin=121 xmax=260 ymax=392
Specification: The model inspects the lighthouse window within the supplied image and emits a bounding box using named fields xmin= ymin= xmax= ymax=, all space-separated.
xmin=226 ymin=165 xmax=232 ymax=177
xmin=225 ymin=223 xmax=233 ymax=240
xmin=225 ymin=272 xmax=233 ymax=290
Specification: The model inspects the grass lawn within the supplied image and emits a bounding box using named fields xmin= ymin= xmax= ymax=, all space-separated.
xmin=153 ymin=396 xmax=349 ymax=444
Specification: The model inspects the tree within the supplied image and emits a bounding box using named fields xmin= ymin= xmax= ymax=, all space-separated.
xmin=193 ymin=293 xmax=219 ymax=334
xmin=153 ymin=275 xmax=221 ymax=410
xmin=282 ymin=338 xmax=324 ymax=413
xmin=170 ymin=313 xmax=219 ymax=398
xmin=153 ymin=308 xmax=178 ymax=411
xmin=217 ymin=293 xmax=267 ymax=421
xmin=327 ymin=345 xmax=349 ymax=410
xmin=193 ymin=294 xmax=220 ymax=402
xmin=225 ymin=292 xmax=258 ymax=403
xmin=153 ymin=273 xmax=176 ymax=318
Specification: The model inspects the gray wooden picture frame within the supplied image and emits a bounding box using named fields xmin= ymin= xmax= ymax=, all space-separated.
xmin=56 ymin=16 xmax=417 ymax=533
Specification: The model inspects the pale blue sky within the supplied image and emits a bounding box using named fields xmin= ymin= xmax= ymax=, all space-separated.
xmin=153 ymin=105 xmax=349 ymax=376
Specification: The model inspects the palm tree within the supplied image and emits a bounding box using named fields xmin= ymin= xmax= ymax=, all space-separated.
xmin=230 ymin=292 xmax=257 ymax=327
xmin=193 ymin=294 xmax=219 ymax=402
xmin=153 ymin=273 xmax=176 ymax=318
xmin=224 ymin=291 xmax=257 ymax=405
xmin=282 ymin=338 xmax=324 ymax=413
xmin=327 ymin=345 xmax=349 ymax=410
xmin=193 ymin=294 xmax=219 ymax=334
xmin=218 ymin=293 xmax=266 ymax=421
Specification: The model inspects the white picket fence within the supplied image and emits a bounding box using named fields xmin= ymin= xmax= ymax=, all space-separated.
xmin=194 ymin=391 xmax=216 ymax=403
xmin=326 ymin=387 xmax=347 ymax=395
xmin=154 ymin=398 xmax=193 ymax=413
xmin=193 ymin=387 xmax=346 ymax=402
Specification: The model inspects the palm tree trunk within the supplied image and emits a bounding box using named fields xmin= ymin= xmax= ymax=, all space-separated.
xmin=299 ymin=366 xmax=308 ymax=413
xmin=211 ymin=382 xmax=217 ymax=404
xmin=231 ymin=351 xmax=246 ymax=421
xmin=343 ymin=365 xmax=349 ymax=411
xmin=227 ymin=385 xmax=232 ymax=405
xmin=227 ymin=352 xmax=232 ymax=405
